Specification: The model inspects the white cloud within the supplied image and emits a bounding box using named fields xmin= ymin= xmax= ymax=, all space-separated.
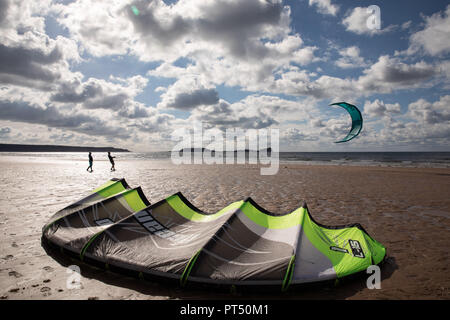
xmin=0 ymin=0 xmax=449 ymax=151
xmin=150 ymin=50 xmax=441 ymax=107
xmin=357 ymin=55 xmax=438 ymax=93
xmin=53 ymin=0 xmax=294 ymax=63
xmin=308 ymin=0 xmax=339 ymax=16
xmin=407 ymin=95 xmax=450 ymax=125
xmin=117 ymin=102 xmax=151 ymax=119
xmin=53 ymin=0 xmax=133 ymax=57
xmin=266 ymin=54 xmax=439 ymax=100
xmin=0 ymin=0 xmax=52 ymax=46
xmin=132 ymin=111 xmax=175 ymax=134
xmin=55 ymin=0 xmax=318 ymax=85
xmin=54 ymin=0 xmax=322 ymax=110
xmin=438 ymin=60 xmax=450 ymax=86
xmin=408 ymin=5 xmax=450 ymax=56
xmin=281 ymin=128 xmax=318 ymax=144
xmin=188 ymin=94 xmax=314 ymax=133
xmin=401 ymin=20 xmax=412 ymax=30
xmin=364 ymin=99 xmax=401 ymax=118
xmin=190 ymin=97 xmax=278 ymax=130
xmin=0 ymin=127 xmax=11 ymax=139
xmin=0 ymin=100 xmax=133 ymax=140
xmin=335 ymin=46 xmax=367 ymax=69
xmin=366 ymin=95 xmax=450 ymax=146
xmin=50 ymin=75 xmax=149 ymax=114
xmin=0 ymin=1 xmax=81 ymax=91
xmin=342 ymin=6 xmax=396 ymax=36
xmin=156 ymin=76 xmax=218 ymax=110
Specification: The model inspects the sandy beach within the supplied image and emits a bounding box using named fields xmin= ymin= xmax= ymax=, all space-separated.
xmin=0 ymin=154 xmax=449 ymax=300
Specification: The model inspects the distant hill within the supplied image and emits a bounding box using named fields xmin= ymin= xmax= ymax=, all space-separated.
xmin=0 ymin=143 xmax=130 ymax=153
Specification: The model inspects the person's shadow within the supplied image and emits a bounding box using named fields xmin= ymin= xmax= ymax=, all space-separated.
xmin=42 ymin=238 xmax=398 ymax=300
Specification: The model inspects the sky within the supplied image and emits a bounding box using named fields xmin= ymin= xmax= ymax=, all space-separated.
xmin=0 ymin=0 xmax=449 ymax=152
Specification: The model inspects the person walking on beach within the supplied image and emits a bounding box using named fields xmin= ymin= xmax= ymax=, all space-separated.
xmin=108 ymin=152 xmax=116 ymax=171
xmin=87 ymin=152 xmax=93 ymax=172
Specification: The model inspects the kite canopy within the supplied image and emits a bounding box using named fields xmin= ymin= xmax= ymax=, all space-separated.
xmin=330 ymin=102 xmax=363 ymax=143
xmin=42 ymin=179 xmax=386 ymax=291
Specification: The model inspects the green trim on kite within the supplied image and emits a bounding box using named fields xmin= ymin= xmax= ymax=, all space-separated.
xmin=240 ymin=201 xmax=306 ymax=229
xmin=79 ymin=189 xmax=148 ymax=260
xmin=42 ymin=187 xmax=134 ymax=234
xmin=92 ymin=179 xmax=116 ymax=193
xmin=301 ymin=207 xmax=385 ymax=278
xmin=281 ymin=255 xmax=296 ymax=292
xmin=167 ymin=194 xmax=243 ymax=222
xmin=94 ymin=179 xmax=128 ymax=198
xmin=43 ymin=180 xmax=125 ymax=234
xmin=363 ymin=233 xmax=386 ymax=265
xmin=80 ymin=231 xmax=103 ymax=261
xmin=121 ymin=189 xmax=149 ymax=212
xmin=42 ymin=219 xmax=59 ymax=235
xmin=180 ymin=250 xmax=202 ymax=287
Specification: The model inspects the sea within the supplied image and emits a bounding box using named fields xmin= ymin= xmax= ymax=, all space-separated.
xmin=1 ymin=152 xmax=450 ymax=168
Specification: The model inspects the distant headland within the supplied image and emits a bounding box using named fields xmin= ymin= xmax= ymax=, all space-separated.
xmin=0 ymin=143 xmax=130 ymax=153
xmin=179 ymin=147 xmax=272 ymax=153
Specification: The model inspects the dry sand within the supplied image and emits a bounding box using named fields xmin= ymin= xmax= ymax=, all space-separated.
xmin=0 ymin=155 xmax=449 ymax=300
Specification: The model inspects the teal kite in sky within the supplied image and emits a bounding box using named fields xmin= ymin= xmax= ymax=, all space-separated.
xmin=330 ymin=102 xmax=363 ymax=143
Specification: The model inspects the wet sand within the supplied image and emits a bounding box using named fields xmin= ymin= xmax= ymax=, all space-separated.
xmin=0 ymin=155 xmax=449 ymax=299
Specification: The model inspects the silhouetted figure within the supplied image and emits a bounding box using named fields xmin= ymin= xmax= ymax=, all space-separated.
xmin=87 ymin=152 xmax=93 ymax=172
xmin=108 ymin=152 xmax=116 ymax=171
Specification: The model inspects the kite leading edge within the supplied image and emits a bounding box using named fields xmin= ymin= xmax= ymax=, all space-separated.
xmin=330 ymin=102 xmax=363 ymax=143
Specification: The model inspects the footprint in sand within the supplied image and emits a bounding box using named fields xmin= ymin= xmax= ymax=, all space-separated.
xmin=8 ymin=271 xmax=23 ymax=278
xmin=2 ymin=255 xmax=14 ymax=260
xmin=43 ymin=266 xmax=54 ymax=272
xmin=40 ymin=287 xmax=51 ymax=297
